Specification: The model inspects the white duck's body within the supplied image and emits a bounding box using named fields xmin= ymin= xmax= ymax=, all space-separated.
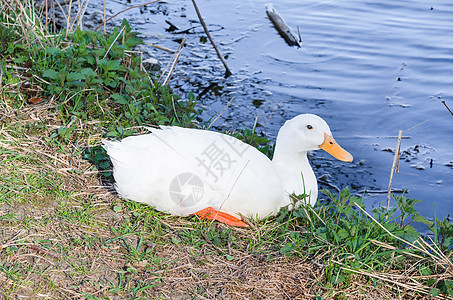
xmin=102 ymin=114 xmax=352 ymax=225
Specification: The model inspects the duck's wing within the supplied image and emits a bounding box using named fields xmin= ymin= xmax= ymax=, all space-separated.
xmin=103 ymin=127 xmax=267 ymax=217
xmin=150 ymin=126 xmax=257 ymax=185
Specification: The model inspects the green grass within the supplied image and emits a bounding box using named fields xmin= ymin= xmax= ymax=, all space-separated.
xmin=0 ymin=1 xmax=452 ymax=299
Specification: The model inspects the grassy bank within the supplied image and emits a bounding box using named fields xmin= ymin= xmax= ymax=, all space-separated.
xmin=1 ymin=1 xmax=452 ymax=299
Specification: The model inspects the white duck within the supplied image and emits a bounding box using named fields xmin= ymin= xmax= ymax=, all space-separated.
xmin=102 ymin=114 xmax=352 ymax=227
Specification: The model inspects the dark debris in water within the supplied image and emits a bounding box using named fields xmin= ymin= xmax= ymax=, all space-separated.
xmin=400 ymin=144 xmax=433 ymax=159
xmin=314 ymin=156 xmax=379 ymax=199
xmin=381 ymin=144 xmax=436 ymax=170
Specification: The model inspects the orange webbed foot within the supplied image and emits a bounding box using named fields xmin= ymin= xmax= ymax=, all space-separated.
xmin=193 ymin=207 xmax=248 ymax=227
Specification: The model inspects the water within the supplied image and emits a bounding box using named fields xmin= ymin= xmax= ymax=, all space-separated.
xmin=85 ymin=0 xmax=453 ymax=221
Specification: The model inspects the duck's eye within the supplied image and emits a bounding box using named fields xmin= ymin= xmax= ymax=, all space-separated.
xmin=306 ymin=125 xmax=313 ymax=130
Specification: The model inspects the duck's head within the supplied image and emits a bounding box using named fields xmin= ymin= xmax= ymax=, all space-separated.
xmin=277 ymin=114 xmax=353 ymax=162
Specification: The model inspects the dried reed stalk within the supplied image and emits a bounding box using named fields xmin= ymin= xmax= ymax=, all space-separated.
xmin=158 ymin=38 xmax=186 ymax=86
xmin=386 ymin=130 xmax=402 ymax=210
xmin=191 ymin=0 xmax=232 ymax=78
xmin=207 ymin=96 xmax=235 ymax=129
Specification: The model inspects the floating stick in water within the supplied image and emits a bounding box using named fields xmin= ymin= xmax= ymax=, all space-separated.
xmin=266 ymin=4 xmax=301 ymax=47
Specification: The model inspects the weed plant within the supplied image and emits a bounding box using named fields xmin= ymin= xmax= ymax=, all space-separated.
xmin=277 ymin=189 xmax=453 ymax=296
xmin=1 ymin=11 xmax=200 ymax=143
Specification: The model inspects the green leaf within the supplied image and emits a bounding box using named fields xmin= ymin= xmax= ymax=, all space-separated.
xmin=383 ymin=222 xmax=398 ymax=233
xmin=344 ymin=206 xmax=354 ymax=217
xmin=111 ymin=94 xmax=127 ymax=105
xmin=171 ymin=237 xmax=180 ymax=244
xmin=430 ymin=288 xmax=440 ymax=297
xmin=394 ymin=225 xmax=420 ymax=243
xmin=438 ymin=279 xmax=453 ymax=296
xmin=58 ymin=71 xmax=66 ymax=86
xmin=66 ymin=72 xmax=85 ymax=81
xmin=290 ymin=231 xmax=300 ymax=241
xmin=121 ymin=19 xmax=133 ymax=33
xmin=331 ymin=273 xmax=345 ymax=284
xmin=321 ymin=189 xmax=337 ymax=201
xmin=337 ymin=228 xmax=349 ymax=241
xmin=443 ymin=237 xmax=453 ymax=248
xmin=99 ymin=161 xmax=110 ymax=169
xmin=280 ymin=243 xmax=296 ymax=254
xmin=86 ymin=55 xmax=96 ymax=65
xmin=188 ymin=92 xmax=196 ymax=102
xmin=113 ymin=205 xmax=122 ymax=213
xmin=338 ymin=186 xmax=351 ymax=205
xmin=106 ymin=131 xmax=119 ymax=138
xmin=316 ymin=227 xmax=328 ymax=241
xmin=413 ymin=214 xmax=432 ymax=226
xmin=7 ymin=245 xmax=18 ymax=253
xmin=225 ymin=255 xmax=234 ymax=261
xmin=80 ymin=68 xmax=98 ymax=78
xmin=125 ymin=36 xmax=143 ymax=48
xmin=98 ymin=59 xmax=122 ymax=72
xmin=53 ymin=86 xmax=63 ymax=93
xmin=125 ymin=111 xmax=133 ymax=119
xmin=42 ymin=69 xmax=59 ymax=80
xmin=46 ymin=47 xmax=61 ymax=56
xmin=350 ymin=196 xmax=365 ymax=208
xmin=420 ymin=266 xmax=432 ymax=276
xmin=104 ymin=77 xmax=118 ymax=88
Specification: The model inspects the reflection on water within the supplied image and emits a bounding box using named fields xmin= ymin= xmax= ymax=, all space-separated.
xmin=87 ymin=0 xmax=453 ymax=221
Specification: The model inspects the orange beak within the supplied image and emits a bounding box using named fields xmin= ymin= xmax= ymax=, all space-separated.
xmin=319 ymin=133 xmax=353 ymax=162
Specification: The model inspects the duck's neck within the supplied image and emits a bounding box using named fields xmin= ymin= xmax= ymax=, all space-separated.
xmin=272 ymin=143 xmax=318 ymax=206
